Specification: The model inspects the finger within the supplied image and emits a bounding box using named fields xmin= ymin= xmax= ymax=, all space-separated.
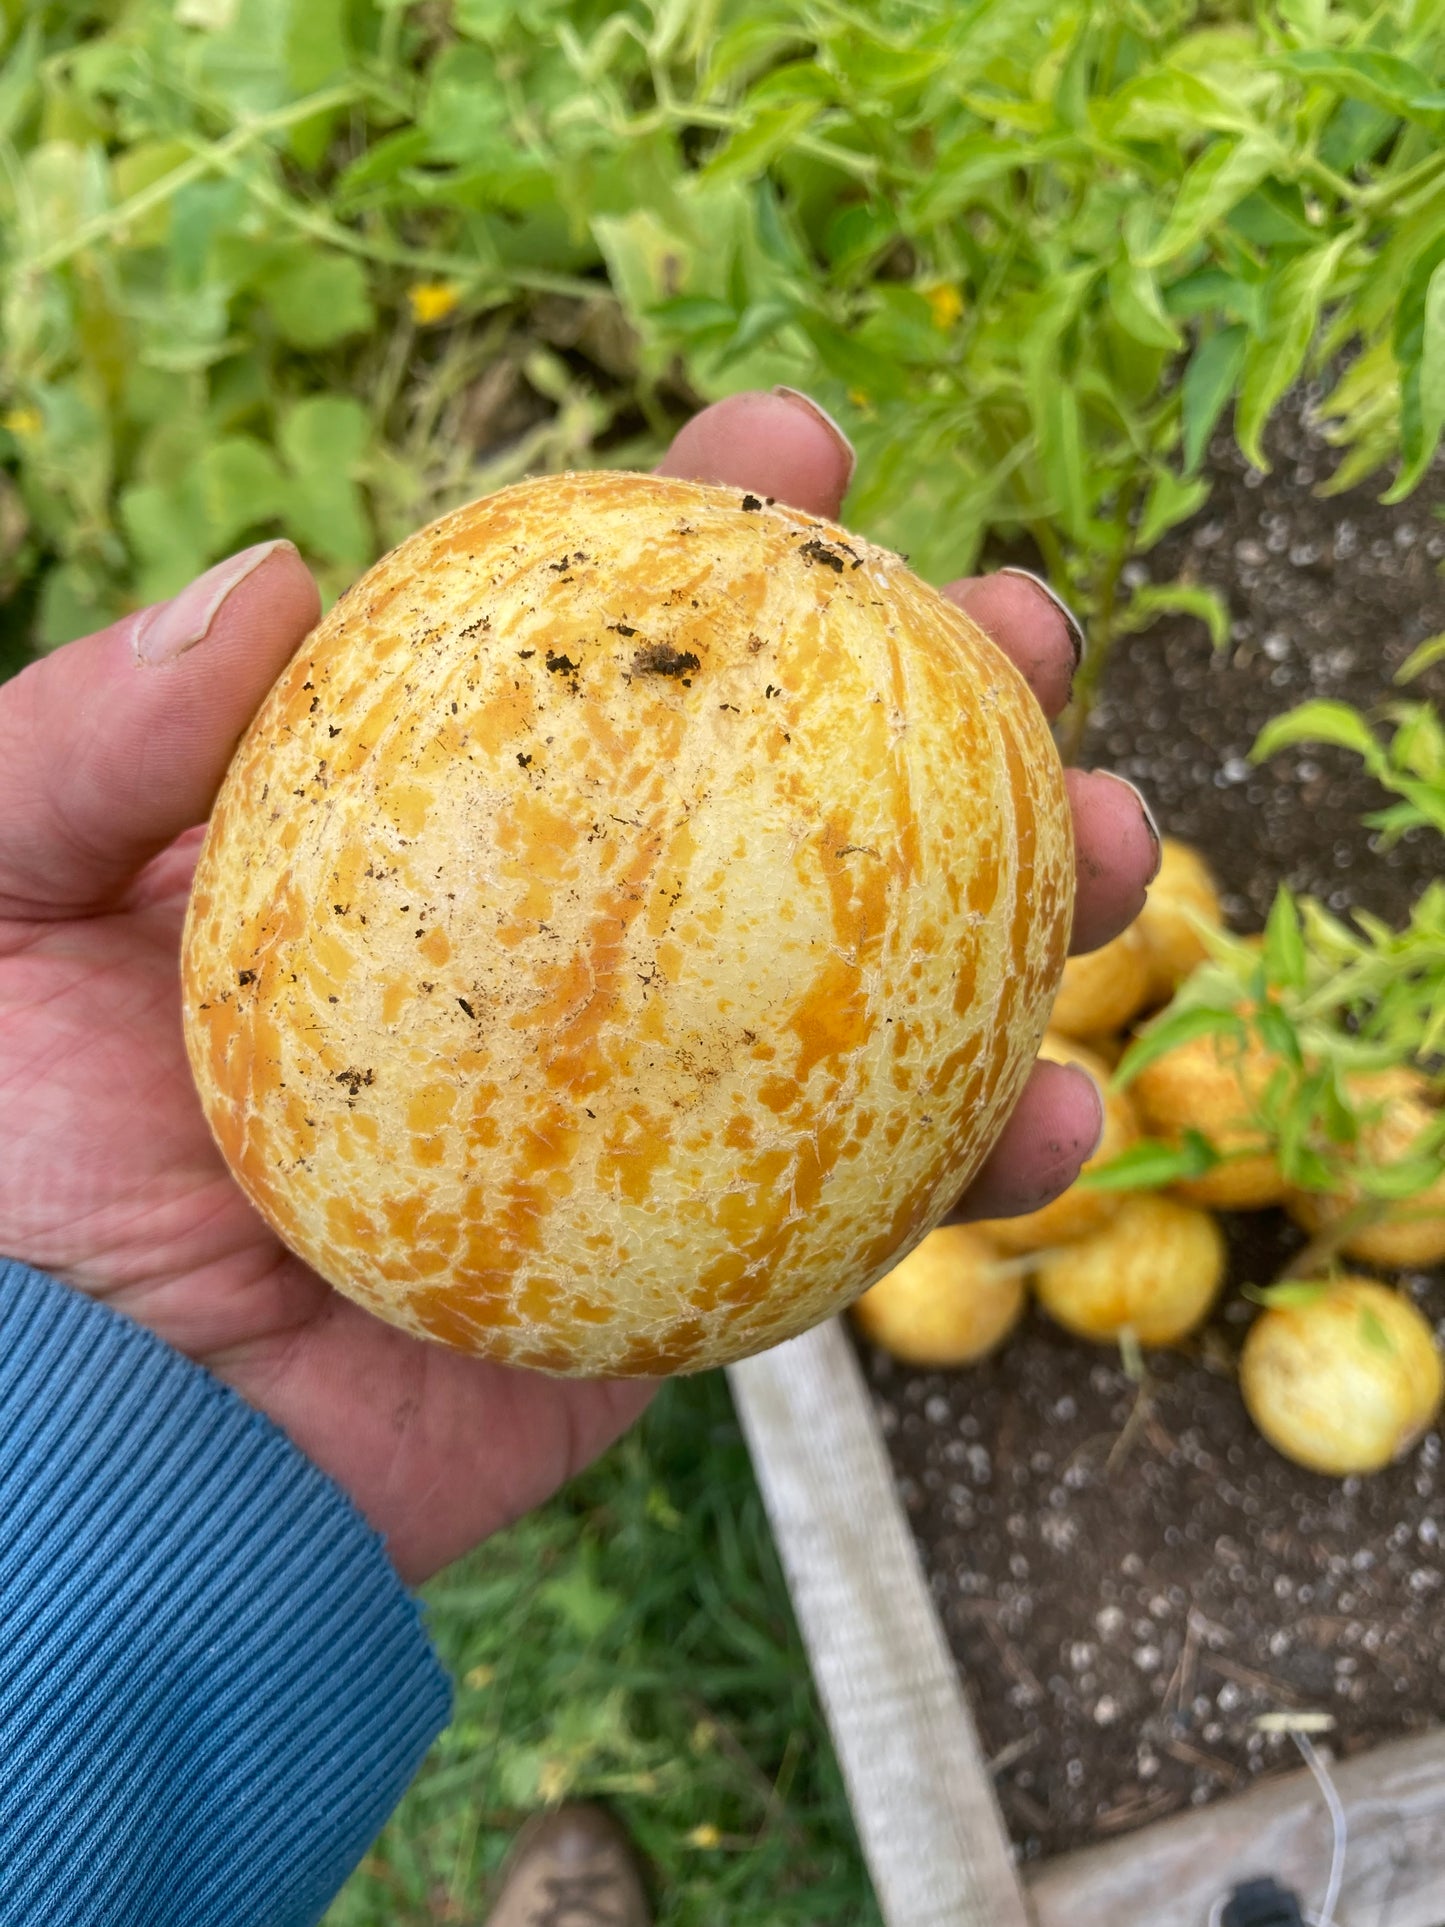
xmin=1067 ymin=767 xmax=1162 ymax=954
xmin=942 ymin=569 xmax=1085 ymax=719
xmin=656 ymin=388 xmax=856 ymax=519
xmin=942 ymin=569 xmax=1157 ymax=950
xmin=947 ymin=1058 xmax=1104 ymax=1224
xmin=0 ymin=541 xmax=320 ymax=919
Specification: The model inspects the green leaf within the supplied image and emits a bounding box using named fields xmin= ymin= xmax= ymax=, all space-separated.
xmin=419 ymin=44 xmax=510 ymax=164
xmin=37 ymin=558 xmax=117 ymax=649
xmin=539 ymin=1565 xmax=624 ymax=1641
xmin=645 ymin=295 xmax=736 ymax=335
xmin=1251 ymin=700 xmax=1384 ymax=769
xmin=1116 ymin=580 xmax=1230 ymax=647
xmin=1235 ymin=234 xmax=1350 ymax=473
xmin=909 ymin=133 xmax=1035 ymax=225
xmin=1107 ymin=255 xmax=1183 ymax=353
xmin=1397 ymin=632 xmax=1445 ymax=684
xmin=1273 ymin=49 xmax=1445 ymax=132
xmin=199 ymin=435 xmax=288 ymax=546
xmin=0 ymin=16 xmax=40 ymax=144
xmin=453 ymin=0 xmax=521 ymax=39
xmin=717 ymin=297 xmax=796 ymax=364
xmin=700 ymin=16 xmax=812 ymax=94
xmin=118 ymin=479 xmax=211 ymax=603
xmin=1359 ymin=1305 xmax=1394 ymax=1354
xmin=1033 ymin=380 xmax=1088 ymax=542
xmin=1165 ymin=269 xmax=1265 ymax=330
xmin=278 ymin=396 xmax=371 ymax=568
xmin=1181 ymin=324 xmax=1247 ymax=473
xmin=1318 ymin=94 xmax=1397 ymax=174
xmin=1254 ymin=1000 xmax=1303 ymax=1070
xmin=1227 ymin=180 xmax=1319 ymax=250
xmin=747 ymin=59 xmax=839 ymax=106
xmin=822 ymin=200 xmax=899 ymax=273
xmin=1244 ymin=1280 xmax=1329 ymax=1310
xmin=260 ymin=253 xmax=374 ymax=351
xmin=1097 ymin=66 xmax=1259 ymax=142
xmin=593 ymin=208 xmax=700 ymax=328
xmin=1262 ymin=887 xmax=1307 ymax=993
xmin=1078 ymin=1132 xmax=1220 ymax=1192
xmin=286 ymin=0 xmax=349 ymax=93
xmin=1141 ymin=136 xmax=1278 ymax=267
xmin=169 ymin=177 xmax=246 ymax=290
xmin=1387 ymin=246 xmax=1445 ymax=501
xmin=700 ymin=102 xmax=823 ymax=187
xmin=797 ymin=316 xmax=908 ymax=402
xmin=279 ymin=395 xmax=369 ymax=476
xmin=1137 ymin=466 xmax=1211 ymax=548
xmin=333 ymin=127 xmax=430 ymax=208
xmin=1115 ymin=1006 xmax=1246 ymax=1088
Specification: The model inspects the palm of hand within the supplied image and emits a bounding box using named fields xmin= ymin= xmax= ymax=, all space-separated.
xmin=0 ymin=829 xmax=649 ymax=1585
xmin=2 ymin=830 xmax=316 ymax=1343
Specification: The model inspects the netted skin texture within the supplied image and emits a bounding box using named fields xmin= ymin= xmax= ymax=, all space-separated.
xmin=182 ymin=472 xmax=1074 ymax=1376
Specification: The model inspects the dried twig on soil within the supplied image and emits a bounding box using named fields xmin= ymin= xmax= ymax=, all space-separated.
xmin=1106 ymin=1376 xmax=1156 ymax=1476
xmin=1162 ymin=1736 xmax=1246 ymax=1788
xmin=1206 ymin=1653 xmax=1312 ymax=1706
xmin=1092 ymin=1786 xmax=1178 ymax=1834
xmin=987 ymin=1731 xmax=1041 ymax=1776
xmin=961 ymin=1599 xmax=1048 ymax=1705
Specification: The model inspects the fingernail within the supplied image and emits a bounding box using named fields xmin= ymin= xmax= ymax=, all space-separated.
xmin=770 ymin=387 xmax=856 ymax=491
xmin=998 ymin=567 xmax=1086 ymax=669
xmin=1063 ymin=1063 xmax=1108 ymax=1160
xmin=1098 ymin=770 xmax=1163 ymax=881
xmin=133 ymin=540 xmax=295 ymax=666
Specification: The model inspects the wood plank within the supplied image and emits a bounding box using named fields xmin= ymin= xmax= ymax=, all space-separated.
xmin=1028 ymin=1726 xmax=1445 ymax=1927
xmin=728 ymin=1318 xmax=1031 ymax=1927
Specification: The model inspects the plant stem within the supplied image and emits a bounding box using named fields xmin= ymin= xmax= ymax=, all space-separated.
xmin=1059 ymin=491 xmax=1138 ymax=764
xmin=187 ymin=142 xmax=604 ymax=298
xmin=1278 ymin=1197 xmax=1390 ymax=1281
xmin=24 ymin=86 xmax=361 ymax=276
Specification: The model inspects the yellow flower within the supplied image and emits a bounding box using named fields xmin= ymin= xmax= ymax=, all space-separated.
xmin=2 ymin=406 xmax=42 ymax=437
xmin=463 ymin=1663 xmax=495 ymax=1690
xmin=537 ymin=1759 xmax=573 ymax=1803
xmin=687 ymin=1823 xmax=721 ymax=1849
xmin=925 ymin=282 xmax=964 ymax=330
xmin=408 ymin=282 xmax=462 ymax=326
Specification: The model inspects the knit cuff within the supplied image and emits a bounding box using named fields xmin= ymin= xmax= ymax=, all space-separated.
xmin=0 ymin=1259 xmax=452 ymax=1926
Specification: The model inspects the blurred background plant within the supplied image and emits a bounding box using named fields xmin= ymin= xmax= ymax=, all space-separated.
xmin=2 ymin=0 xmax=1441 ymax=698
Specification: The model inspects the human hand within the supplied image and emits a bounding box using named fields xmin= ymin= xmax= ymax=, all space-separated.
xmin=0 ymin=391 xmax=1154 ymax=1584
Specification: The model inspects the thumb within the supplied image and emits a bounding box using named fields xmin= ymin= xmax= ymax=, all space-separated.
xmin=656 ymin=388 xmax=856 ymax=519
xmin=0 ymin=540 xmax=320 ymax=918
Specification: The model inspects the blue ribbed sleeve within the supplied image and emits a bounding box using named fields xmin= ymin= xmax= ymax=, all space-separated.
xmin=0 ymin=1259 xmax=453 ymax=1925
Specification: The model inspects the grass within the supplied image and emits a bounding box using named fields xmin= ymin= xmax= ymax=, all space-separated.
xmin=325 ymin=1370 xmax=881 ymax=1927
xmin=4 ymin=4 xmax=1441 ymax=660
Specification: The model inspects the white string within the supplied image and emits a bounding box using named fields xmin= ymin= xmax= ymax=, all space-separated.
xmin=1294 ymin=1731 xmax=1348 ymax=1927
xmin=1199 ymin=1732 xmax=1347 ymax=1927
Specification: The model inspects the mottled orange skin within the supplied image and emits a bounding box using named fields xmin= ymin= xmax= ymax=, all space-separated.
xmin=181 ymin=473 xmax=1074 ymax=1376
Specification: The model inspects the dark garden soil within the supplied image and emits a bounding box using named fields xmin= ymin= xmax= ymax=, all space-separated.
xmin=860 ymin=381 xmax=1445 ymax=1863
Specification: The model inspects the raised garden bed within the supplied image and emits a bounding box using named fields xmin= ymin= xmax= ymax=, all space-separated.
xmin=733 ymin=386 xmax=1445 ymax=1925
